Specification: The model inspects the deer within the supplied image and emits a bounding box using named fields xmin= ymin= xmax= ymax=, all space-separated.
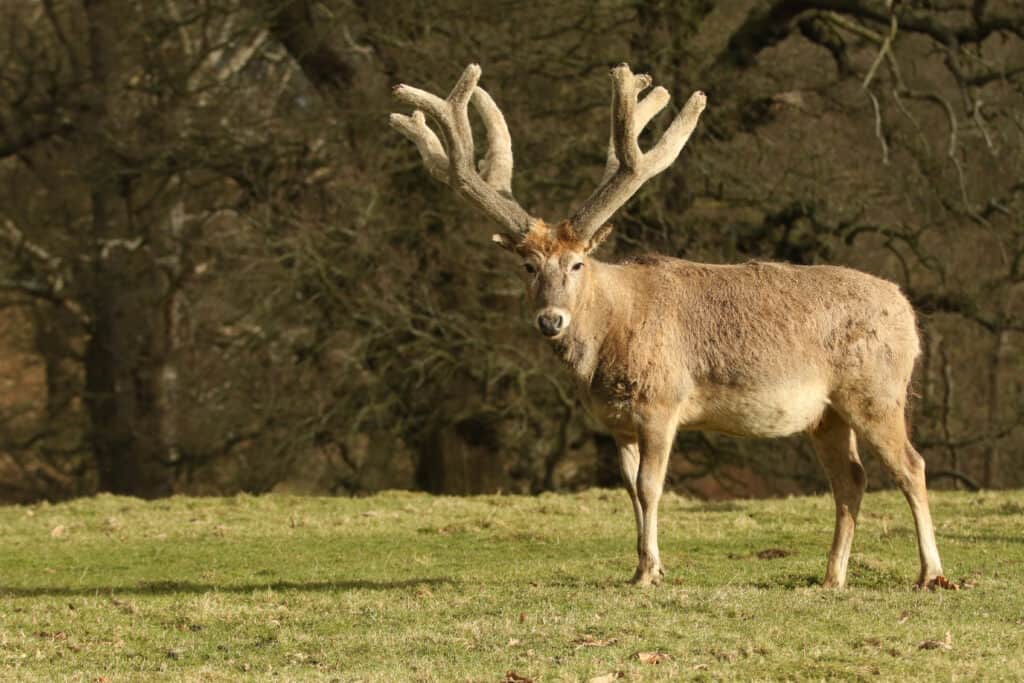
xmin=389 ymin=63 xmax=948 ymax=590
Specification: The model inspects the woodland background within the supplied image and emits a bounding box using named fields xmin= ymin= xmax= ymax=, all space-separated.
xmin=0 ymin=0 xmax=1022 ymax=503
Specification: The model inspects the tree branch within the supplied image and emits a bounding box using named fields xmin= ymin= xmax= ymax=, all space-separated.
xmin=261 ymin=0 xmax=354 ymax=106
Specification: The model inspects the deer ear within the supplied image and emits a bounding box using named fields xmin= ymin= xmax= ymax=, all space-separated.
xmin=491 ymin=233 xmax=519 ymax=252
xmin=584 ymin=224 xmax=614 ymax=254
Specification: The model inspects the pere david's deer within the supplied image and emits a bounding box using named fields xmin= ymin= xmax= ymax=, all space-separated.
xmin=390 ymin=63 xmax=949 ymax=589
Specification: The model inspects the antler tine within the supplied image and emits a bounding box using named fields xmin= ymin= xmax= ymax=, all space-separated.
xmin=471 ymin=87 xmax=513 ymax=195
xmin=600 ymin=85 xmax=670 ymax=184
xmin=571 ymin=63 xmax=707 ymax=241
xmin=445 ymin=64 xmax=480 ymax=173
xmin=388 ymin=110 xmax=449 ymax=183
xmin=612 ymin=68 xmax=651 ymax=172
xmin=389 ymin=64 xmax=535 ymax=237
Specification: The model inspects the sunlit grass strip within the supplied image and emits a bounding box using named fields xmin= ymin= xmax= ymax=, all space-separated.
xmin=1 ymin=490 xmax=1021 ymax=681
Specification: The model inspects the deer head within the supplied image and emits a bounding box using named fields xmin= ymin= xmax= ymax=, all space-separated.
xmin=389 ymin=63 xmax=706 ymax=340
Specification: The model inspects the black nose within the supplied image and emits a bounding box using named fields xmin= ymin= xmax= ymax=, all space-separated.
xmin=537 ymin=312 xmax=564 ymax=337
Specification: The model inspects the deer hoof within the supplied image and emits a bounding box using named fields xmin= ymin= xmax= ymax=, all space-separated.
xmin=918 ymin=575 xmax=957 ymax=591
xmin=630 ymin=566 xmax=665 ymax=587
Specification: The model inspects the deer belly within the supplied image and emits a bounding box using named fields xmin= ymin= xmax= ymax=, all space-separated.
xmin=687 ymin=380 xmax=830 ymax=438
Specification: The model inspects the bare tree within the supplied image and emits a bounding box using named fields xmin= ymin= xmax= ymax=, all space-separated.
xmin=0 ymin=0 xmax=1020 ymax=501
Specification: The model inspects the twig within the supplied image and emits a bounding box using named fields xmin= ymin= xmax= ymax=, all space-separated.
xmin=863 ymin=12 xmax=898 ymax=91
xmin=972 ymin=100 xmax=996 ymax=153
xmin=868 ymin=91 xmax=889 ymax=164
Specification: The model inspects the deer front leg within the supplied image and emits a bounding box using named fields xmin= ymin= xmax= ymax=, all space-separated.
xmin=616 ymin=440 xmax=644 ymax=564
xmin=632 ymin=415 xmax=676 ymax=586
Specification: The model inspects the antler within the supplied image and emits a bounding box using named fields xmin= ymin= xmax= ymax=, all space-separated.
xmin=389 ymin=64 xmax=536 ymax=238
xmin=570 ymin=64 xmax=707 ymax=241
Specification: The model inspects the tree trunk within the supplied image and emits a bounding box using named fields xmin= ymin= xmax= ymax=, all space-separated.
xmin=83 ymin=192 xmax=174 ymax=497
xmin=262 ymin=0 xmax=355 ymax=108
xmin=81 ymin=0 xmax=175 ymax=497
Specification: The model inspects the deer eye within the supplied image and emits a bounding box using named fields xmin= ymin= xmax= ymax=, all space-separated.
xmin=523 ymin=263 xmax=537 ymax=275
xmin=571 ymin=261 xmax=584 ymax=271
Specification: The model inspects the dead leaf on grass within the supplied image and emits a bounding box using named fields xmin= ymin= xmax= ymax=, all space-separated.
xmin=109 ymin=597 xmax=138 ymax=615
xmin=637 ymin=651 xmax=671 ymax=664
xmin=573 ymin=634 xmax=617 ymax=649
xmin=507 ymin=638 xmax=521 ymax=647
xmin=587 ymin=673 xmax=623 ymax=683
xmin=50 ymin=525 xmax=66 ymax=538
xmin=918 ymin=631 xmax=953 ymax=651
xmin=36 ymin=631 xmax=67 ymax=641
xmin=958 ymin=577 xmax=978 ymax=590
xmin=503 ymin=671 xmax=533 ymax=683
xmin=897 ymin=610 xmax=911 ymax=624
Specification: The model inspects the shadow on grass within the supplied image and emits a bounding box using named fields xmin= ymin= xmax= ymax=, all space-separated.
xmin=749 ymin=573 xmax=821 ymax=590
xmin=0 ymin=577 xmax=456 ymax=598
xmin=751 ymin=566 xmax=924 ymax=590
xmin=939 ymin=532 xmax=1024 ymax=545
xmin=681 ymin=501 xmax=746 ymax=513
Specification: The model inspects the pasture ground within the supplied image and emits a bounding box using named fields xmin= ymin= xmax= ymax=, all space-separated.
xmin=1 ymin=489 xmax=1022 ymax=681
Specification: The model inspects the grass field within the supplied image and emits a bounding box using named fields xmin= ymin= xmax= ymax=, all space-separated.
xmin=1 ymin=489 xmax=1022 ymax=681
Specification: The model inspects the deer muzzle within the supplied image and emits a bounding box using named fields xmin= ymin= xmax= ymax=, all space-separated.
xmin=536 ymin=308 xmax=570 ymax=338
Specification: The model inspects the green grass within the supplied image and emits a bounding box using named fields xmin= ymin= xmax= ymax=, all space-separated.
xmin=1 ymin=490 xmax=1023 ymax=681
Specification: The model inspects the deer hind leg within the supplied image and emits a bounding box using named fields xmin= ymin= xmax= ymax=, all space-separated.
xmin=632 ymin=415 xmax=676 ymax=586
xmin=809 ymin=407 xmax=865 ymax=589
xmin=846 ymin=398 xmax=945 ymax=588
xmin=616 ymin=440 xmax=644 ymax=563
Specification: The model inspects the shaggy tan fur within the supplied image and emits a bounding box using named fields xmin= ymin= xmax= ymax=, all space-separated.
xmin=518 ymin=220 xmax=581 ymax=254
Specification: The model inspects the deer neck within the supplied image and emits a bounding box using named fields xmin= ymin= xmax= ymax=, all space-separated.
xmin=548 ymin=259 xmax=625 ymax=383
